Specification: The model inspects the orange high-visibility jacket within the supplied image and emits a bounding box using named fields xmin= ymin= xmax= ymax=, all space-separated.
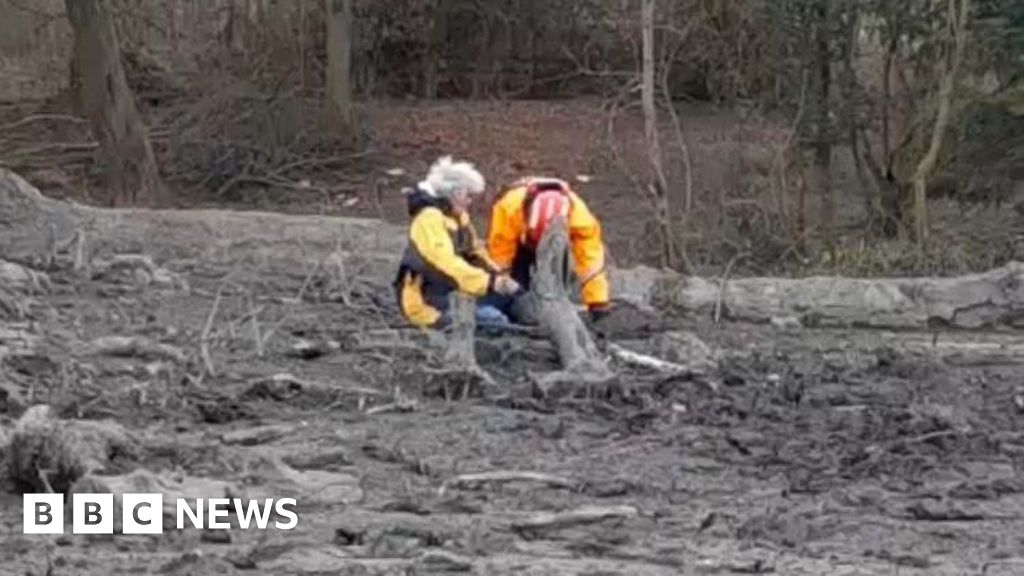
xmin=487 ymin=179 xmax=610 ymax=307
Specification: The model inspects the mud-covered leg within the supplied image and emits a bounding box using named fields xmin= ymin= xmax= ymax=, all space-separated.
xmin=423 ymin=293 xmax=494 ymax=399
xmin=531 ymin=218 xmax=614 ymax=398
xmin=443 ymin=292 xmax=476 ymax=367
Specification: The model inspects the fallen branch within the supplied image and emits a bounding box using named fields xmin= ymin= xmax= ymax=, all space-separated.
xmin=200 ymin=282 xmax=226 ymax=376
xmin=268 ymin=151 xmax=374 ymax=178
xmin=364 ymin=398 xmax=418 ymax=416
xmin=714 ymin=253 xmax=745 ymax=324
xmin=606 ymin=343 xmax=693 ymax=374
xmin=438 ymin=471 xmax=581 ymax=496
xmin=0 ymin=114 xmax=88 ymax=132
xmin=84 ymin=336 xmax=187 ymax=364
xmin=364 ymin=385 xmax=418 ymax=415
xmin=244 ymin=372 xmax=384 ymax=401
xmin=511 ymin=505 xmax=638 ymax=537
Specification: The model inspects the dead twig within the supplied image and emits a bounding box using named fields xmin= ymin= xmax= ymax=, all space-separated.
xmin=364 ymin=396 xmax=418 ymax=416
xmin=512 ymin=505 xmax=638 ymax=537
xmin=267 ymin=150 xmax=374 ymax=178
xmin=713 ymin=252 xmax=747 ymax=324
xmin=438 ymin=471 xmax=581 ymax=496
xmin=606 ymin=343 xmax=694 ymax=375
xmin=200 ymin=282 xmax=226 ymax=376
xmin=1 ymin=115 xmax=88 ymax=132
xmin=84 ymin=336 xmax=187 ymax=364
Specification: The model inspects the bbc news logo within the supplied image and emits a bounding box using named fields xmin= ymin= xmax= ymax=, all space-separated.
xmin=24 ymin=494 xmax=298 ymax=534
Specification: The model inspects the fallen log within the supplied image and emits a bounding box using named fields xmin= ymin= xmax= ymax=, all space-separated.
xmin=612 ymin=263 xmax=1024 ymax=330
xmin=4 ymin=169 xmax=1024 ymax=332
xmin=0 ymin=168 xmax=402 ymax=279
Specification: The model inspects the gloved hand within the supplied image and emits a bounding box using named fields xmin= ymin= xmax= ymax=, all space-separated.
xmin=587 ymin=302 xmax=612 ymax=322
xmin=493 ymin=274 xmax=522 ymax=296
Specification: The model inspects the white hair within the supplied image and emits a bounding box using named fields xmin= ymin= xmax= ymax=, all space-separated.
xmin=421 ymin=156 xmax=485 ymax=198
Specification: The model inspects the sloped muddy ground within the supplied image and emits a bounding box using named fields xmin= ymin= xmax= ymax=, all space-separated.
xmin=1 ymin=257 xmax=1024 ymax=576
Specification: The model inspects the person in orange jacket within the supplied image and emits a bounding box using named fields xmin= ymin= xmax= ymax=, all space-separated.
xmin=394 ymin=156 xmax=521 ymax=328
xmin=485 ymin=176 xmax=611 ymax=323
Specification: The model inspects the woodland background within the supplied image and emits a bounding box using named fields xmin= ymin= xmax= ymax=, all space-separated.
xmin=0 ymin=0 xmax=1021 ymax=277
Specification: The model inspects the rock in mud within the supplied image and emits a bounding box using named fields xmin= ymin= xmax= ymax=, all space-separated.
xmin=650 ymin=331 xmax=719 ymax=373
xmin=245 ymin=456 xmax=362 ymax=505
xmin=6 ymin=405 xmax=136 ymax=493
xmin=0 ymin=259 xmax=50 ymax=293
xmin=0 ymin=323 xmax=41 ymax=360
xmin=419 ymin=550 xmax=473 ymax=572
xmin=91 ymin=254 xmax=187 ymax=292
xmin=72 ymin=468 xmax=240 ymax=530
xmin=220 ymin=423 xmax=296 ymax=446
xmin=199 ymin=530 xmax=232 ymax=544
xmin=770 ymin=315 xmax=802 ymax=330
xmin=0 ymin=378 xmax=27 ymax=414
xmin=904 ymin=499 xmax=985 ymax=522
xmin=283 ymin=447 xmax=352 ymax=470
xmin=157 ymin=549 xmax=234 ymax=574
xmin=694 ymin=552 xmax=776 ymax=574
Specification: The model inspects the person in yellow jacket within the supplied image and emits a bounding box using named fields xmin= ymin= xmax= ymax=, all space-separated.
xmin=394 ymin=156 xmax=522 ymax=328
xmin=485 ymin=176 xmax=611 ymax=323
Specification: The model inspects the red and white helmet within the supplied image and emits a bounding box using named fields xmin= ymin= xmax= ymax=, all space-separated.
xmin=522 ymin=178 xmax=571 ymax=248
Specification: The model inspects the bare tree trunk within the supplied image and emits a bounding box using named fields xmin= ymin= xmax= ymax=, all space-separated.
xmin=166 ymin=0 xmax=179 ymax=59
xmin=661 ymin=43 xmax=694 ymax=215
xmin=909 ymin=0 xmax=970 ymax=247
xmin=526 ymin=0 xmax=538 ymax=94
xmin=470 ymin=13 xmax=492 ymax=99
xmin=642 ymin=0 xmax=678 ymax=271
xmin=65 ymin=0 xmax=164 ymax=207
xmin=881 ymin=36 xmax=897 ymax=168
xmin=298 ymin=0 xmax=305 ymax=90
xmin=423 ymin=0 xmax=447 ymax=99
xmin=222 ymin=0 xmax=235 ymax=50
xmin=841 ymin=2 xmax=882 ymax=228
xmin=794 ymin=154 xmax=809 ymax=257
xmin=812 ymin=0 xmax=834 ymax=252
xmin=325 ymin=0 xmax=354 ymax=136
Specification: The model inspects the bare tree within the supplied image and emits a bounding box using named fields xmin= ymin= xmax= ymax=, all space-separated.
xmin=423 ymin=0 xmax=448 ymax=99
xmin=810 ymin=0 xmax=834 ymax=252
xmin=642 ymin=0 xmax=680 ymax=270
xmin=65 ymin=0 xmax=163 ymax=206
xmin=325 ymin=0 xmax=354 ymax=135
xmin=909 ymin=0 xmax=971 ymax=246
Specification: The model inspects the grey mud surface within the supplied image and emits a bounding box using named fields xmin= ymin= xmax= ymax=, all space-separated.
xmin=2 ymin=261 xmax=1023 ymax=576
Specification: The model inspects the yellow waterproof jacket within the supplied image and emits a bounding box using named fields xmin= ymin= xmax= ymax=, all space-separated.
xmin=395 ymin=189 xmax=499 ymax=327
xmin=487 ymin=178 xmax=609 ymax=307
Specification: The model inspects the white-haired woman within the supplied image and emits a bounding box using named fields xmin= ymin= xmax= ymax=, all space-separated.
xmin=394 ymin=156 xmax=521 ymax=328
